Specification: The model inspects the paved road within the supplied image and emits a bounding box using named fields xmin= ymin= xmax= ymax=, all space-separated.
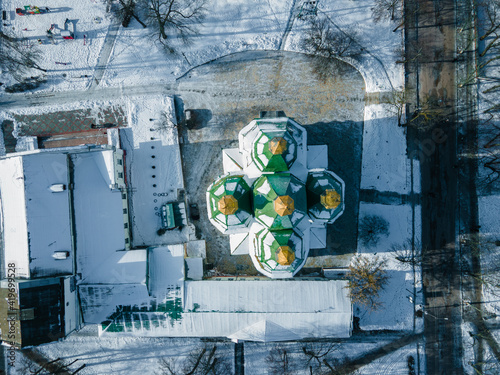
xmin=0 ymin=83 xmax=177 ymax=109
xmin=406 ymin=0 xmax=464 ymax=374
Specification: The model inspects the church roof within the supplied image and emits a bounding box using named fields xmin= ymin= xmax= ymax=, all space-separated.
xmin=207 ymin=174 xmax=252 ymax=233
xmin=253 ymin=173 xmax=307 ymax=230
xmin=251 ymin=228 xmax=307 ymax=278
xmin=239 ymin=118 xmax=307 ymax=176
xmin=306 ymin=170 xmax=345 ymax=223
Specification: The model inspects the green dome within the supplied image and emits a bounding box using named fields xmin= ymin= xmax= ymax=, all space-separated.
xmin=253 ymin=173 xmax=307 ymax=230
xmin=306 ymin=170 xmax=345 ymax=223
xmin=251 ymin=125 xmax=297 ymax=172
xmin=239 ymin=118 xmax=306 ymax=174
xmin=251 ymin=228 xmax=307 ymax=278
xmin=206 ymin=174 xmax=252 ymax=233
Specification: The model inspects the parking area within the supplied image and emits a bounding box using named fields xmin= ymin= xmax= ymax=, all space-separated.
xmin=177 ymin=50 xmax=365 ymax=274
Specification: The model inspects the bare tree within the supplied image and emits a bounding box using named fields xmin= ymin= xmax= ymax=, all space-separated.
xmin=153 ymin=110 xmax=177 ymax=135
xmin=0 ymin=31 xmax=46 ymax=81
xmin=345 ymin=255 xmax=389 ymax=311
xmin=114 ymin=0 xmax=148 ymax=27
xmin=392 ymin=239 xmax=423 ymax=268
xmin=371 ymin=0 xmax=404 ymax=31
xmin=480 ymin=0 xmax=500 ymax=43
xmin=383 ymin=89 xmax=409 ymax=126
xmin=140 ymin=0 xmax=208 ymax=51
xmin=301 ymin=16 xmax=362 ymax=59
xmin=302 ymin=343 xmax=338 ymax=375
xmin=158 ymin=344 xmax=231 ymax=375
xmin=300 ymin=16 xmax=362 ymax=82
xmin=478 ymin=121 xmax=500 ymax=187
xmin=266 ymin=344 xmax=296 ymax=375
xmin=462 ymin=233 xmax=500 ymax=299
xmin=358 ymin=215 xmax=389 ymax=247
xmin=19 ymin=354 xmax=85 ymax=375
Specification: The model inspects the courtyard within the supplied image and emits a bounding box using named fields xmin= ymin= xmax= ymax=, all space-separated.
xmin=176 ymin=50 xmax=365 ymax=275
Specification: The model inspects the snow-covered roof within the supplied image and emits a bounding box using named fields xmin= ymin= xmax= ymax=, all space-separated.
xmin=0 ymin=157 xmax=29 ymax=277
xmin=228 ymin=320 xmax=302 ymax=342
xmin=0 ymin=153 xmax=73 ymax=278
xmin=206 ymin=174 xmax=253 ymax=233
xmin=250 ymin=228 xmax=308 ymax=278
xmin=147 ymin=245 xmax=184 ymax=298
xmin=181 ymin=280 xmax=352 ymax=339
xmin=80 ymin=284 xmax=151 ymax=324
xmin=73 ymin=151 xmax=129 ymax=282
xmin=96 ymin=149 xmax=118 ymax=188
xmin=95 ymin=280 xmax=352 ymax=340
xmin=185 ymin=280 xmax=350 ymax=313
xmin=253 ymin=173 xmax=307 ymax=230
xmin=238 ymin=117 xmax=307 ymax=178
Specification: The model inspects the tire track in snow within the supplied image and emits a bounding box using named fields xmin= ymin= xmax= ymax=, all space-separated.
xmin=278 ymin=0 xmax=299 ymax=50
xmin=90 ymin=21 xmax=121 ymax=89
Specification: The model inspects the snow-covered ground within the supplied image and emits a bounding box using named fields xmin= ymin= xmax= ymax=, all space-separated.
xmin=354 ymin=203 xmax=422 ymax=331
xmin=361 ymin=104 xmax=421 ymax=194
xmin=8 ymin=330 xmax=424 ymax=375
xmin=12 ymin=328 xmax=234 ymax=375
xmin=2 ymin=0 xmax=111 ymax=90
xmin=1 ymin=0 xmax=402 ymax=93
xmin=478 ymin=195 xmax=500 ymax=318
xmin=245 ymin=341 xmax=379 ymax=375
xmin=357 ymin=202 xmax=421 ymax=254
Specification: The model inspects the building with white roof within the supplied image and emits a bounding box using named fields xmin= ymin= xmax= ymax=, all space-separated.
xmin=0 ymin=130 xmax=130 ymax=347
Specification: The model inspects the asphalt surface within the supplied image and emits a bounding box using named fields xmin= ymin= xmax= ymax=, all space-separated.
xmin=406 ymin=0 xmax=464 ymax=374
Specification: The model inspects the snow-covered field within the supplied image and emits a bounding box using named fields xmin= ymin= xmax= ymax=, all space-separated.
xmin=13 ymin=328 xmax=233 ymax=375
xmin=2 ymin=0 xmax=111 ymax=90
xmin=1 ymin=0 xmax=403 ymax=93
xmin=356 ymin=202 xmax=422 ymax=331
xmin=361 ymin=104 xmax=421 ymax=194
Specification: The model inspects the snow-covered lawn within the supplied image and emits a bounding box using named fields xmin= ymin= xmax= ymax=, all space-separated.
xmin=103 ymin=0 xmax=293 ymax=87
xmin=3 ymin=0 xmax=111 ymax=90
xmin=245 ymin=340 xmax=418 ymax=375
xmin=285 ymin=1 xmax=401 ymax=93
xmin=358 ymin=343 xmax=420 ymax=375
xmin=361 ymin=104 xmax=420 ymax=194
xmin=14 ymin=328 xmax=234 ymax=375
xmin=2 ymin=0 xmax=403 ymax=93
xmin=354 ymin=254 xmax=417 ymax=332
xmin=355 ymin=203 xmax=422 ymax=331
xmin=357 ymin=202 xmax=420 ymax=254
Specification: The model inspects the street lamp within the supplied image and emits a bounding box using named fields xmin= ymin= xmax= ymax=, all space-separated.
xmin=424 ymin=311 xmax=449 ymax=320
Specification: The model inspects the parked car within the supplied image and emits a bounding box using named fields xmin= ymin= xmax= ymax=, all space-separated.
xmin=52 ymin=251 xmax=70 ymax=260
